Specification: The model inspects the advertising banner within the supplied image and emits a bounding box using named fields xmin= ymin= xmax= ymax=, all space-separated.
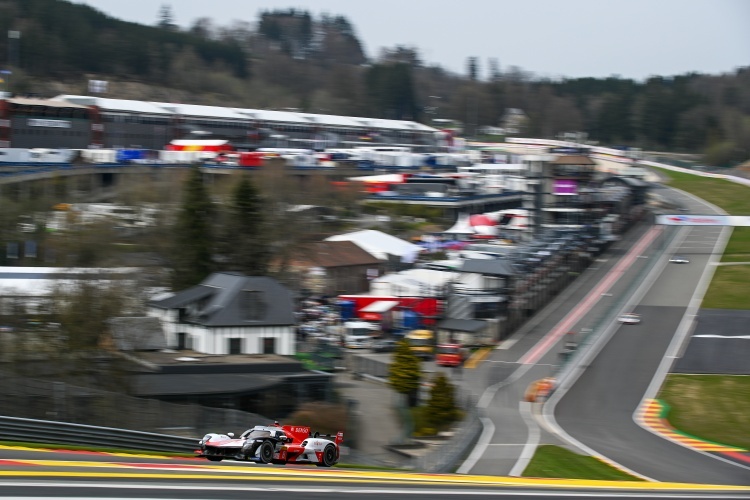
xmin=656 ymin=215 xmax=750 ymax=226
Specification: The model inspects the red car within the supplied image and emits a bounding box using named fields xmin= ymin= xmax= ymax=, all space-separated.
xmin=196 ymin=421 xmax=343 ymax=467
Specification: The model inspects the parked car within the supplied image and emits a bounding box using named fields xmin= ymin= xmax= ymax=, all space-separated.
xmin=618 ymin=312 xmax=641 ymax=324
xmin=669 ymin=255 xmax=690 ymax=264
xmin=196 ymin=421 xmax=343 ymax=467
xmin=371 ymin=338 xmax=398 ymax=353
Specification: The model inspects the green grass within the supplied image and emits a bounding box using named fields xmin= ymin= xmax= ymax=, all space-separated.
xmin=658 ymin=375 xmax=750 ymax=450
xmin=663 ymin=170 xmax=750 ymax=216
xmin=659 ymin=168 xmax=750 ymax=308
xmin=522 ymin=445 xmax=643 ymax=481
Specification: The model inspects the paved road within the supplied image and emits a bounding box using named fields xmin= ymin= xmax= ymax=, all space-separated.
xmin=547 ymin=189 xmax=750 ymax=485
xmin=456 ymin=221 xmax=661 ymax=476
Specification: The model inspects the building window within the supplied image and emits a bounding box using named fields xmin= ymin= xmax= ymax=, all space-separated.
xmin=229 ymin=337 xmax=243 ymax=355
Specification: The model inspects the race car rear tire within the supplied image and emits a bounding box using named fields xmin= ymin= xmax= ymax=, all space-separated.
xmin=258 ymin=441 xmax=274 ymax=464
xmin=207 ymin=457 xmax=222 ymax=462
xmin=317 ymin=444 xmax=337 ymax=467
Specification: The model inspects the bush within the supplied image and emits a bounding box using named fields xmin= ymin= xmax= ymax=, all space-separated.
xmin=425 ymin=373 xmax=460 ymax=431
xmin=284 ymin=401 xmax=349 ymax=436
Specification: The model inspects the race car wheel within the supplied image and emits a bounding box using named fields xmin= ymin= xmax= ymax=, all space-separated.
xmin=258 ymin=441 xmax=274 ymax=464
xmin=207 ymin=457 xmax=222 ymax=462
xmin=317 ymin=443 xmax=337 ymax=467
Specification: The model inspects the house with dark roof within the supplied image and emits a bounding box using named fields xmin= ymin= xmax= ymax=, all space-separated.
xmin=293 ymin=240 xmax=384 ymax=296
xmin=147 ymin=272 xmax=296 ymax=356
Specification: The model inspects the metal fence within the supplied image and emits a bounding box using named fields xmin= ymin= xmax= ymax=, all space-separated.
xmin=0 ymin=372 xmax=268 ymax=440
xmin=411 ymin=394 xmax=483 ymax=473
xmin=0 ymin=415 xmax=197 ymax=453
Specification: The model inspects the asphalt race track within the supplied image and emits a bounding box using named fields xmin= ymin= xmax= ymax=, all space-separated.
xmin=0 ymin=447 xmax=748 ymax=499
xmin=550 ymin=188 xmax=750 ymax=485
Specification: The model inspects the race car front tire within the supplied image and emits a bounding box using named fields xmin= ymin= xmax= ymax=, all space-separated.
xmin=317 ymin=444 xmax=337 ymax=467
xmin=258 ymin=441 xmax=275 ymax=464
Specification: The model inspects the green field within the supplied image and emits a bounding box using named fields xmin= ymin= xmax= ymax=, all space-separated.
xmin=522 ymin=445 xmax=643 ymax=481
xmin=658 ymin=375 xmax=750 ymax=450
xmin=662 ymin=169 xmax=750 ymax=308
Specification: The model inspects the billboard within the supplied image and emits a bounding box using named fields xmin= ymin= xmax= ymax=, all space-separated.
xmin=656 ymin=215 xmax=750 ymax=226
xmin=553 ymin=179 xmax=577 ymax=195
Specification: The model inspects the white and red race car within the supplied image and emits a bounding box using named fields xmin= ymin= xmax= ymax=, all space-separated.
xmin=196 ymin=421 xmax=343 ymax=467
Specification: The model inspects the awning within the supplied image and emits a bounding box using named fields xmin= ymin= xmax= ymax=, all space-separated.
xmin=437 ymin=318 xmax=487 ymax=333
xmin=360 ymin=300 xmax=399 ymax=313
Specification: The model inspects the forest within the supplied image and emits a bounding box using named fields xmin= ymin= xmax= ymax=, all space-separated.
xmin=0 ymin=0 xmax=748 ymax=166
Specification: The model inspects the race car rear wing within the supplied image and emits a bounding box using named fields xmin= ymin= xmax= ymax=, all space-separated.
xmin=312 ymin=430 xmax=344 ymax=445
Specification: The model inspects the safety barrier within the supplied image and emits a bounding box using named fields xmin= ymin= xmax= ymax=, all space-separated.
xmin=0 ymin=415 xmax=197 ymax=454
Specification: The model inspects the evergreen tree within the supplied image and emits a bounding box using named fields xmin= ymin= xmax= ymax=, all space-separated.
xmin=426 ymin=372 xmax=460 ymax=431
xmin=388 ymin=339 xmax=422 ymax=406
xmin=221 ymin=175 xmax=271 ymax=276
xmin=157 ymin=4 xmax=177 ymax=31
xmin=467 ymin=56 xmax=479 ymax=81
xmin=171 ymin=165 xmax=215 ymax=290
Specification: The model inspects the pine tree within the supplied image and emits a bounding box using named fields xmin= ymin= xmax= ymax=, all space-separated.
xmin=171 ymin=165 xmax=215 ymax=290
xmin=426 ymin=372 xmax=459 ymax=431
xmin=388 ymin=339 xmax=422 ymax=406
xmin=157 ymin=4 xmax=177 ymax=31
xmin=220 ymin=175 xmax=271 ymax=276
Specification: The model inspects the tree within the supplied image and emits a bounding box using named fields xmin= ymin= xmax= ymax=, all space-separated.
xmin=467 ymin=56 xmax=479 ymax=81
xmin=388 ymin=339 xmax=422 ymax=406
xmin=170 ymin=166 xmax=215 ymax=290
xmin=220 ymin=175 xmax=271 ymax=276
xmin=50 ymin=280 xmax=125 ymax=352
xmin=157 ymin=4 xmax=177 ymax=31
xmin=425 ymin=373 xmax=460 ymax=431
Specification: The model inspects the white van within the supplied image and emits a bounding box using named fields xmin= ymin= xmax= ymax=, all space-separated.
xmin=343 ymin=321 xmax=378 ymax=349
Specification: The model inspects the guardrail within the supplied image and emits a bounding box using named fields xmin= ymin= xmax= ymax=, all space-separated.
xmin=0 ymin=415 xmax=198 ymax=454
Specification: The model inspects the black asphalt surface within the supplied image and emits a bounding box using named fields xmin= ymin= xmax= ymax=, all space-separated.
xmin=676 ymin=309 xmax=750 ymax=374
xmin=553 ymin=190 xmax=750 ymax=485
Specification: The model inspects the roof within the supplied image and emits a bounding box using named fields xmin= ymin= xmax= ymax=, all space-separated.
xmin=148 ymin=273 xmax=295 ymax=327
xmin=156 ymin=102 xmax=249 ymax=120
xmin=54 ymin=95 xmax=172 ymax=115
xmin=308 ymin=241 xmax=382 ymax=268
xmin=443 ymin=213 xmax=475 ymax=234
xmin=48 ymin=95 xmax=440 ymax=134
xmin=132 ymin=373 xmax=282 ymax=396
xmin=324 ymin=230 xmax=423 ymax=261
xmin=360 ymin=300 xmax=399 ymax=313
xmin=108 ymin=317 xmax=167 ymax=351
xmin=437 ymin=318 xmax=487 ymax=333
xmin=551 ymin=155 xmax=596 ymax=165
xmin=9 ymin=97 xmax=89 ymax=109
xmin=461 ymin=258 xmax=517 ymax=276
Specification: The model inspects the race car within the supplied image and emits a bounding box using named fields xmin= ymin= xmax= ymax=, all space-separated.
xmin=195 ymin=421 xmax=343 ymax=467
xmin=617 ymin=312 xmax=641 ymax=325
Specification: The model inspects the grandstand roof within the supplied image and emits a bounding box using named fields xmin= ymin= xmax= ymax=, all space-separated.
xmin=54 ymin=95 xmax=172 ymax=115
xmin=51 ymin=95 xmax=438 ymax=133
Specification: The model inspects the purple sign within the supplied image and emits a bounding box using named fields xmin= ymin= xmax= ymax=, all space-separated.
xmin=554 ymin=179 xmax=577 ymax=195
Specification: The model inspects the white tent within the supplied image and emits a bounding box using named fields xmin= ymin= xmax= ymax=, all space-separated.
xmin=324 ymin=229 xmax=422 ymax=262
xmin=442 ymin=213 xmax=474 ymax=235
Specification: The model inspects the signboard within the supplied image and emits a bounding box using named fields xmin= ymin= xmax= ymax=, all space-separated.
xmin=548 ymin=147 xmax=590 ymax=154
xmin=28 ymin=119 xmax=71 ymax=128
xmin=656 ymin=214 xmax=750 ymax=226
xmin=553 ymin=179 xmax=577 ymax=195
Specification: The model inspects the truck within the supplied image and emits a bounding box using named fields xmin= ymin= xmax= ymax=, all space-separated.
xmin=404 ymin=329 xmax=434 ymax=360
xmin=435 ymin=343 xmax=464 ymax=367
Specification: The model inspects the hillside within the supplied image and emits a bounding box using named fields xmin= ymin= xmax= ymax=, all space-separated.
xmin=1 ymin=0 xmax=749 ymax=166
